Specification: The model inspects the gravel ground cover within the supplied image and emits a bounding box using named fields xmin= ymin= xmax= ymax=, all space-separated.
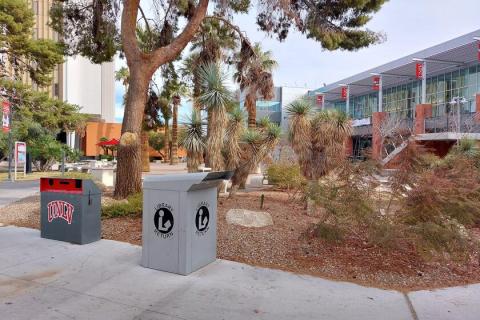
xmin=1 ymin=191 xmax=479 ymax=291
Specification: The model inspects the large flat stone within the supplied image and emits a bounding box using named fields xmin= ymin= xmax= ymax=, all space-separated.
xmin=226 ymin=209 xmax=274 ymax=228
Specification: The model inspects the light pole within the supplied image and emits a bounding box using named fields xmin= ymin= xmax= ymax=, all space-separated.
xmin=449 ymin=96 xmax=468 ymax=140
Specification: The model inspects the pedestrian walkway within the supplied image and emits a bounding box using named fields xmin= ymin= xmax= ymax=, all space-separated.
xmin=0 ymin=227 xmax=478 ymax=319
xmin=0 ymin=181 xmax=39 ymax=208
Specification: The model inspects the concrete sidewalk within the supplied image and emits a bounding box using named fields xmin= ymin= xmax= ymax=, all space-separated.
xmin=0 ymin=181 xmax=39 ymax=208
xmin=0 ymin=227 xmax=478 ymax=320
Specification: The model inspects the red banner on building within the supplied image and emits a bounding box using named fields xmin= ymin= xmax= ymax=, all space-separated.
xmin=2 ymin=100 xmax=10 ymax=133
xmin=316 ymin=94 xmax=324 ymax=107
xmin=372 ymin=76 xmax=381 ymax=91
xmin=415 ymin=63 xmax=423 ymax=79
xmin=341 ymin=87 xmax=348 ymax=100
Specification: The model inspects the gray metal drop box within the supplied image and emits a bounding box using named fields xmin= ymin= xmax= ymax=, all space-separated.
xmin=142 ymin=171 xmax=232 ymax=275
xmin=40 ymin=178 xmax=102 ymax=244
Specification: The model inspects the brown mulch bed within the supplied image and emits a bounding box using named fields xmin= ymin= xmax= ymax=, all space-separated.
xmin=1 ymin=191 xmax=480 ymax=291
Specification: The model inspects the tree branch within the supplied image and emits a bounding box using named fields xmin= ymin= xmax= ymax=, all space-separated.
xmin=121 ymin=0 xmax=143 ymax=63
xmin=150 ymin=0 xmax=210 ymax=71
xmin=204 ymin=15 xmax=256 ymax=57
xmin=138 ymin=5 xmax=152 ymax=36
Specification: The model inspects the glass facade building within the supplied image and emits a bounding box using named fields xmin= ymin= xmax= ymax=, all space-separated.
xmin=327 ymin=63 xmax=480 ymax=120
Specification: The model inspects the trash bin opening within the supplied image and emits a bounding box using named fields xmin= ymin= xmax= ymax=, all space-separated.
xmin=40 ymin=178 xmax=83 ymax=194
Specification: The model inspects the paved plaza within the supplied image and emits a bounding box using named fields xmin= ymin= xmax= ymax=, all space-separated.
xmin=0 ymin=181 xmax=39 ymax=209
xmin=0 ymin=226 xmax=478 ymax=320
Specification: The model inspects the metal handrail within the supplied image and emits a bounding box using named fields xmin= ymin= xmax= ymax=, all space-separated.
xmin=424 ymin=112 xmax=480 ymax=133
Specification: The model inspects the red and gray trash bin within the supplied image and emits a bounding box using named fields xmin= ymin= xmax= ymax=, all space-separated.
xmin=40 ymin=178 xmax=102 ymax=244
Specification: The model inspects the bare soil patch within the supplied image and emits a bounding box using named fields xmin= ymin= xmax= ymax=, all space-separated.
xmin=1 ymin=191 xmax=480 ymax=291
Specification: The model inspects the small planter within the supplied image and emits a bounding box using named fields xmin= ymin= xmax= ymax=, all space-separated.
xmin=90 ymin=167 xmax=116 ymax=187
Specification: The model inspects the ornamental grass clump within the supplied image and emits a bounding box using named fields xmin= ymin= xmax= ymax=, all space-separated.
xmin=306 ymin=159 xmax=388 ymax=244
xmin=399 ymin=153 xmax=480 ymax=257
xmin=305 ymin=142 xmax=480 ymax=259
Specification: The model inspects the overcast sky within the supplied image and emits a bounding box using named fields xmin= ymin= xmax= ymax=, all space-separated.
xmin=114 ymin=0 xmax=480 ymax=122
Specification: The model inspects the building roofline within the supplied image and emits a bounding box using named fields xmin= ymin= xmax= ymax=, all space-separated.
xmin=312 ymin=29 xmax=480 ymax=95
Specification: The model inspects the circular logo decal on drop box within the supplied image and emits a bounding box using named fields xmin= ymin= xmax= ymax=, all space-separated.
xmin=154 ymin=203 xmax=174 ymax=238
xmin=195 ymin=202 xmax=210 ymax=235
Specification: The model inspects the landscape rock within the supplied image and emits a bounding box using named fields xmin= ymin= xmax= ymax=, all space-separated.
xmin=226 ymin=209 xmax=273 ymax=228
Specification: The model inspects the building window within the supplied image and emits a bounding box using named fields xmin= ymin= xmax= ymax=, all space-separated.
xmin=32 ymin=1 xmax=39 ymax=15
xmin=54 ymin=83 xmax=59 ymax=97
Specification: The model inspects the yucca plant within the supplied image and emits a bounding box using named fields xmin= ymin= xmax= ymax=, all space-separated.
xmin=181 ymin=109 xmax=205 ymax=172
xmin=198 ymin=62 xmax=233 ymax=171
xmin=287 ymin=99 xmax=313 ymax=174
xmin=287 ymin=98 xmax=352 ymax=180
xmin=224 ymin=107 xmax=246 ymax=170
xmin=230 ymin=120 xmax=281 ymax=195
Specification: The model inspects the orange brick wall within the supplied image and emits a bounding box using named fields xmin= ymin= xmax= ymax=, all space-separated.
xmin=83 ymin=122 xmax=122 ymax=157
xmin=414 ymin=104 xmax=433 ymax=135
xmin=83 ymin=122 xmax=188 ymax=158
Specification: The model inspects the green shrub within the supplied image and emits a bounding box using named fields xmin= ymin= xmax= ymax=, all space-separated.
xmin=367 ymin=221 xmax=399 ymax=249
xmin=29 ymin=134 xmax=64 ymax=171
xmin=149 ymin=131 xmax=166 ymax=156
xmin=102 ymin=193 xmax=143 ymax=218
xmin=100 ymin=154 xmax=114 ymax=161
xmin=312 ymin=223 xmax=343 ymax=242
xmin=409 ymin=221 xmax=470 ymax=257
xmin=63 ymin=172 xmax=93 ymax=180
xmin=267 ymin=163 xmax=306 ymax=199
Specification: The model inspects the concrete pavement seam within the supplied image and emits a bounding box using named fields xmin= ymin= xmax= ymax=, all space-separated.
xmin=403 ymin=293 xmax=419 ymax=320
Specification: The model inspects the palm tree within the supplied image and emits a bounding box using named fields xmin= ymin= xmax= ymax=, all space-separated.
xmin=115 ymin=66 xmax=130 ymax=88
xmin=198 ymin=62 xmax=232 ymax=171
xmin=170 ymin=94 xmax=181 ymax=164
xmin=157 ymin=96 xmax=171 ymax=161
xmin=181 ymin=109 xmax=205 ymax=172
xmin=287 ymin=98 xmax=352 ymax=180
xmin=234 ymin=43 xmax=277 ymax=129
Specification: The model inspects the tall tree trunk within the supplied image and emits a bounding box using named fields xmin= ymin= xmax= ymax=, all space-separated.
xmin=116 ymin=0 xmax=209 ymax=198
xmin=141 ymin=131 xmax=150 ymax=172
xmin=246 ymin=89 xmax=257 ymax=129
xmin=164 ymin=123 xmax=170 ymax=161
xmin=114 ymin=67 xmax=149 ymax=199
xmin=170 ymin=103 xmax=179 ymax=165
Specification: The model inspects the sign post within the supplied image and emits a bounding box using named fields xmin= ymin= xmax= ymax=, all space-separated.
xmin=14 ymin=141 xmax=26 ymax=180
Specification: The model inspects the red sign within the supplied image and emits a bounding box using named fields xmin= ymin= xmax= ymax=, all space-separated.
xmin=2 ymin=100 xmax=10 ymax=133
xmin=47 ymin=200 xmax=75 ymax=224
xmin=341 ymin=87 xmax=348 ymax=100
xmin=372 ymin=76 xmax=381 ymax=91
xmin=316 ymin=94 xmax=324 ymax=107
xmin=415 ymin=63 xmax=424 ymax=79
